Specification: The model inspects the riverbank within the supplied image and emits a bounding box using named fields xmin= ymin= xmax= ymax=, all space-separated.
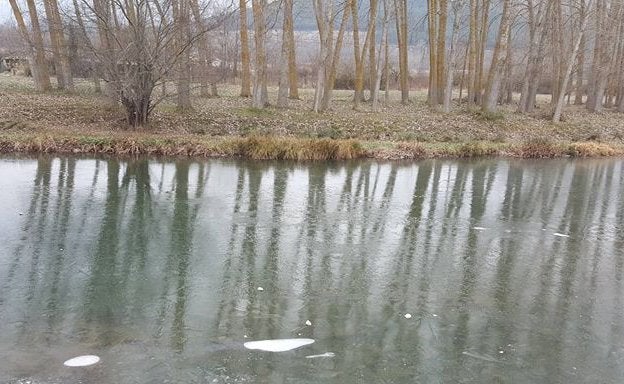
xmin=1 ymin=75 xmax=623 ymax=160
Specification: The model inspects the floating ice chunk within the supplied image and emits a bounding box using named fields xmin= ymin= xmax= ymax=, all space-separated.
xmin=244 ymin=338 xmax=315 ymax=352
xmin=473 ymin=227 xmax=487 ymax=231
xmin=404 ymin=313 xmax=412 ymax=319
xmin=305 ymin=320 xmax=312 ymax=326
xmin=306 ymin=352 xmax=335 ymax=359
xmin=63 ymin=355 xmax=100 ymax=367
xmin=257 ymin=287 xmax=264 ymax=291
xmin=553 ymin=233 xmax=570 ymax=238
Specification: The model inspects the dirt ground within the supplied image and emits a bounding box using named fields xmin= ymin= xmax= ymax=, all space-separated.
xmin=2 ymin=74 xmax=623 ymax=144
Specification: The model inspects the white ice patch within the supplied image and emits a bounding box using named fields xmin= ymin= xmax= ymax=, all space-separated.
xmin=244 ymin=338 xmax=315 ymax=352
xmin=306 ymin=352 xmax=335 ymax=359
xmin=63 ymin=355 xmax=100 ymax=367
xmin=553 ymin=233 xmax=570 ymax=238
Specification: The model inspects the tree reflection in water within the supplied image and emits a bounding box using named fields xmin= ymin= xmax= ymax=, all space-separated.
xmin=0 ymin=157 xmax=623 ymax=383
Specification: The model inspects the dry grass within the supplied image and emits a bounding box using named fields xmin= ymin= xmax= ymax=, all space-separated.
xmin=0 ymin=75 xmax=623 ymax=160
xmin=515 ymin=138 xmax=563 ymax=158
xmin=0 ymin=133 xmax=365 ymax=160
xmin=566 ymin=141 xmax=620 ymax=157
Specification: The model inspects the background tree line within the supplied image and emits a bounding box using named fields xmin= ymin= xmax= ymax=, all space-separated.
xmin=3 ymin=0 xmax=624 ymax=126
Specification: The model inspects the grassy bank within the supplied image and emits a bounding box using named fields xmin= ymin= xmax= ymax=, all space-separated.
xmin=1 ymin=75 xmax=623 ymax=160
xmin=1 ymin=132 xmax=621 ymax=160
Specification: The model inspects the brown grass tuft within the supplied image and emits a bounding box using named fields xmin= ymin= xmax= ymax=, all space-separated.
xmin=517 ymin=138 xmax=563 ymax=158
xmin=567 ymin=141 xmax=618 ymax=157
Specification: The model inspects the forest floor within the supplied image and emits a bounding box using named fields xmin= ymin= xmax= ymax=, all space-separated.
xmin=1 ymin=74 xmax=623 ymax=160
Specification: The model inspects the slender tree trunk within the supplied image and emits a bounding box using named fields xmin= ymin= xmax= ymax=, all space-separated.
xmin=284 ymin=0 xmax=299 ymax=99
xmin=435 ymin=0 xmax=448 ymax=105
xmin=384 ymin=20 xmax=390 ymax=106
xmin=467 ymin=0 xmax=478 ymax=106
xmin=426 ymin=0 xmax=438 ymax=105
xmin=351 ymin=0 xmax=363 ymax=107
xmin=372 ymin=0 xmax=389 ymax=112
xmin=239 ymin=0 xmax=252 ymax=97
xmin=474 ymin=0 xmax=490 ymax=104
xmin=394 ymin=0 xmax=409 ymax=103
xmin=574 ymin=0 xmax=586 ymax=105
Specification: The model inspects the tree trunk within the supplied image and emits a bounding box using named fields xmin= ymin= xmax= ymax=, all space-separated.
xmin=435 ymin=0 xmax=448 ymax=105
xmin=394 ymin=0 xmax=409 ymax=104
xmin=352 ymin=0 xmax=379 ymax=110
xmin=574 ymin=0 xmax=586 ymax=105
xmin=239 ymin=0 xmax=252 ymax=97
xmin=174 ymin=0 xmax=192 ymax=110
xmin=467 ymin=0 xmax=478 ymax=106
xmin=277 ymin=0 xmax=291 ymax=108
xmin=426 ymin=0 xmax=438 ymax=105
xmin=251 ymin=0 xmax=268 ymax=108
xmin=24 ymin=0 xmax=51 ymax=91
xmin=372 ymin=0 xmax=389 ymax=112
xmin=43 ymin=0 xmax=73 ymax=90
xmin=474 ymin=0 xmax=490 ymax=104
xmin=190 ymin=0 xmax=211 ymax=97
xmin=443 ymin=0 xmax=462 ymax=113
xmin=284 ymin=0 xmax=299 ymax=99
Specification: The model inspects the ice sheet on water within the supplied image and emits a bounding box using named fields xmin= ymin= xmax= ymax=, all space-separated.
xmin=243 ymin=338 xmax=315 ymax=352
xmin=63 ymin=355 xmax=100 ymax=367
xmin=306 ymin=352 xmax=335 ymax=359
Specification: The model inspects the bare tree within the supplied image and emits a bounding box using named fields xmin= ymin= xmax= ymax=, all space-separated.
xmin=76 ymin=0 xmax=230 ymax=126
xmin=482 ymin=0 xmax=511 ymax=113
xmin=10 ymin=0 xmax=52 ymax=91
xmin=312 ymin=0 xmax=350 ymax=112
xmin=553 ymin=0 xmax=594 ymax=121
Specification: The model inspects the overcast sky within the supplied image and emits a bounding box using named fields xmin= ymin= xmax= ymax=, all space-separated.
xmin=1 ymin=4 xmax=12 ymax=23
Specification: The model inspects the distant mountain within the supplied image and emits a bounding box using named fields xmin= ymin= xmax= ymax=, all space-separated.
xmin=243 ymin=0 xmax=429 ymax=44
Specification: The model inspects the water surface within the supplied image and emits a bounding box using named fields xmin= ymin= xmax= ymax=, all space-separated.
xmin=1 ymin=156 xmax=623 ymax=383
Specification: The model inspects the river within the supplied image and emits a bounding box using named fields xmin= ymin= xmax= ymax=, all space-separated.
xmin=1 ymin=156 xmax=623 ymax=383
